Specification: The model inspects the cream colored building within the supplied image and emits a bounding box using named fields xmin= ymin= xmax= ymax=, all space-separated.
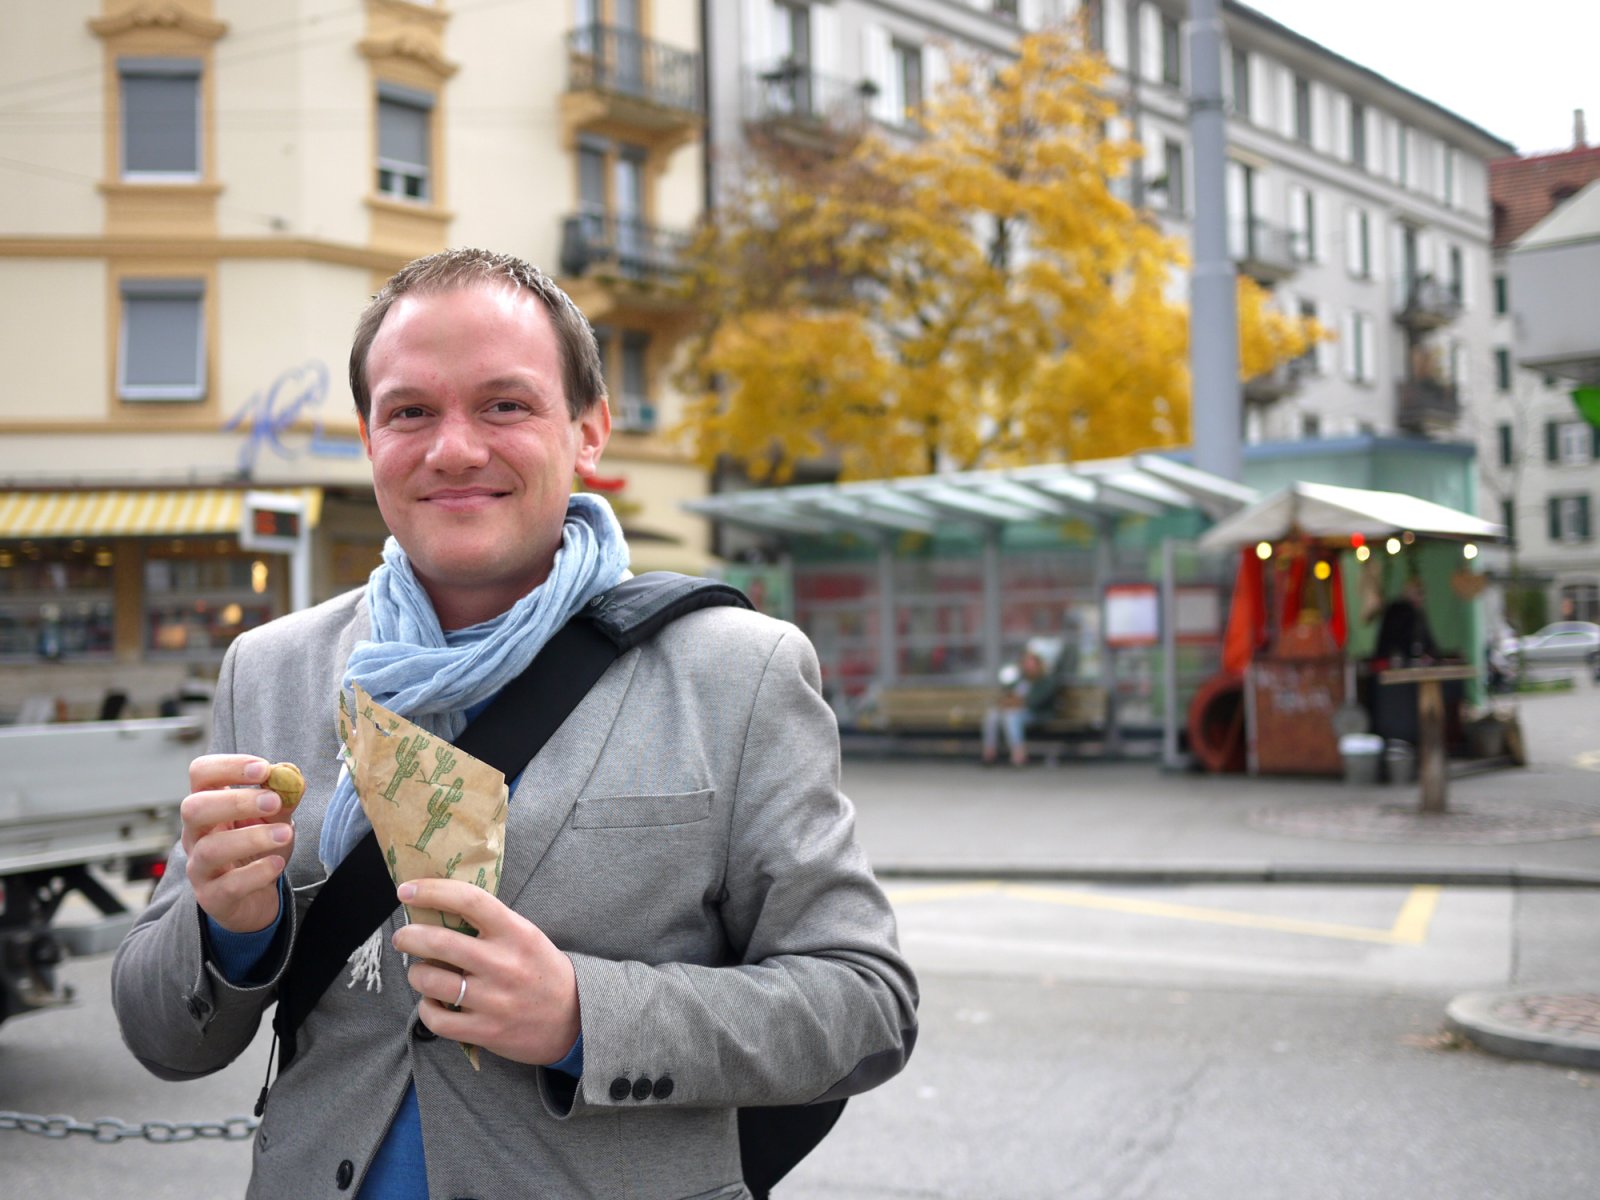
xmin=0 ymin=0 xmax=710 ymax=715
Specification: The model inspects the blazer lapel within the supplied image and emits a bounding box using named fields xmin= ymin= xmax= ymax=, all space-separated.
xmin=496 ymin=649 xmax=640 ymax=908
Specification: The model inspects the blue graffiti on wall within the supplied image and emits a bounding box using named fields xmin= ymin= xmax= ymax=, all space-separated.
xmin=223 ymin=361 xmax=364 ymax=474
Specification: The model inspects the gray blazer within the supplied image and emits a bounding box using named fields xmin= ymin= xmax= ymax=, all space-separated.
xmin=112 ymin=590 xmax=918 ymax=1199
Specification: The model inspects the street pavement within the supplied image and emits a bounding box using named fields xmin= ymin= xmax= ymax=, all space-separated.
xmin=836 ymin=679 xmax=1600 ymax=1069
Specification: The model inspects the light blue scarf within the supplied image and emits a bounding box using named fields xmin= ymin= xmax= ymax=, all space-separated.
xmin=319 ymin=493 xmax=629 ymax=872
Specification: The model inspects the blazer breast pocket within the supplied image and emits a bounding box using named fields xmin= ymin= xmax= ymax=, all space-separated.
xmin=571 ymin=789 xmax=714 ymax=829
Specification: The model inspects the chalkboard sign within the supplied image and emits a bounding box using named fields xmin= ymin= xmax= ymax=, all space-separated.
xmin=1248 ymin=656 xmax=1345 ymax=776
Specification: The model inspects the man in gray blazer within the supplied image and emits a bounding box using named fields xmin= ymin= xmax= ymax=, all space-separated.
xmin=112 ymin=249 xmax=918 ymax=1199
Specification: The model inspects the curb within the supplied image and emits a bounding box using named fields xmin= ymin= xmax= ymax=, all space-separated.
xmin=872 ymin=862 xmax=1600 ymax=888
xmin=1446 ymin=988 xmax=1600 ymax=1070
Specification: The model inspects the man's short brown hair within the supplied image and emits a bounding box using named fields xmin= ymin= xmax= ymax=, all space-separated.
xmin=349 ymin=248 xmax=607 ymax=424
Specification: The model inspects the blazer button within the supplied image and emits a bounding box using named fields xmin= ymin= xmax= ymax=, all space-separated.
xmin=651 ymin=1076 xmax=675 ymax=1100
xmin=413 ymin=1023 xmax=437 ymax=1042
xmin=336 ymin=1159 xmax=355 ymax=1189
xmin=631 ymin=1076 xmax=653 ymax=1102
xmin=609 ymin=1076 xmax=632 ymax=1102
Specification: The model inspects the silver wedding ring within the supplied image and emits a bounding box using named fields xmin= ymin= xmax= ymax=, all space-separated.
xmin=450 ymin=974 xmax=468 ymax=1011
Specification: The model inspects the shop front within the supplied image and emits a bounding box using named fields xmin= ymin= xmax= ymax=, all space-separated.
xmin=0 ymin=486 xmax=338 ymax=721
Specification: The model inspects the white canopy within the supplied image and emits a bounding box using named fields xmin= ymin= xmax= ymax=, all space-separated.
xmin=1196 ymin=480 xmax=1504 ymax=548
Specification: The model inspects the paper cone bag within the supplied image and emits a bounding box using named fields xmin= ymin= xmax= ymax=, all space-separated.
xmin=338 ymin=684 xmax=508 ymax=1068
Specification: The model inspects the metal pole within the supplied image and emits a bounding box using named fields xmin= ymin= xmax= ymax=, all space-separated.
xmin=290 ymin=537 xmax=311 ymax=613
xmin=1187 ymin=0 xmax=1242 ymax=482
xmin=1161 ymin=537 xmax=1181 ymax=769
xmin=981 ymin=526 xmax=1002 ymax=679
xmin=877 ymin=540 xmax=898 ymax=686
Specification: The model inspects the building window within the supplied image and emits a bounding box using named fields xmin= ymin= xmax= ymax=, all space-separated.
xmin=1562 ymin=583 xmax=1600 ymax=623
xmin=1494 ymin=274 xmax=1508 ymax=315
xmin=992 ymin=0 xmax=1020 ymax=19
xmin=1229 ymin=46 xmax=1250 ymax=119
xmin=1293 ymin=75 xmax=1311 ymax=144
xmin=1497 ymin=422 xmax=1513 ymax=467
xmin=119 ymin=279 xmax=205 ymax=401
xmin=1548 ymin=494 xmax=1592 ymax=543
xmin=1288 ymin=184 xmax=1315 ymax=261
xmin=1501 ymin=499 xmax=1516 ymax=543
xmin=1346 ymin=206 xmax=1371 ymax=278
xmin=594 ymin=327 xmax=656 ymax=432
xmin=1301 ymin=412 xmax=1321 ymax=440
xmin=1342 ymin=310 xmax=1374 ymax=384
xmin=1549 ymin=420 xmax=1595 ymax=465
xmin=1495 ymin=348 xmax=1512 ymax=391
xmin=1349 ymin=100 xmax=1366 ymax=168
xmin=892 ymin=39 xmax=923 ymax=124
xmin=1160 ymin=138 xmax=1185 ymax=213
xmin=1160 ymin=14 xmax=1182 ymax=87
xmin=1444 ymin=148 xmax=1456 ymax=206
xmin=120 ymin=58 xmax=201 ymax=179
xmin=1397 ymin=123 xmax=1409 ymax=187
xmin=376 ymin=84 xmax=433 ymax=202
xmin=1295 ymin=298 xmax=1318 ymax=374
xmin=1448 ymin=244 xmax=1464 ymax=305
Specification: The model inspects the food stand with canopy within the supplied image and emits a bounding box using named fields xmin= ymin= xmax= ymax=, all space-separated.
xmin=1192 ymin=481 xmax=1506 ymax=811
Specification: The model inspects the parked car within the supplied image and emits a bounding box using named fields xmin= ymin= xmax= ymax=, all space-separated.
xmin=1513 ymin=621 xmax=1600 ymax=666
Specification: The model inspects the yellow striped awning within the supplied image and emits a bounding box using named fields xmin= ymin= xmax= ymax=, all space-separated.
xmin=0 ymin=487 xmax=323 ymax=540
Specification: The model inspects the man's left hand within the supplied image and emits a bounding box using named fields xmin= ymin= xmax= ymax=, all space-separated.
xmin=392 ymin=878 xmax=581 ymax=1067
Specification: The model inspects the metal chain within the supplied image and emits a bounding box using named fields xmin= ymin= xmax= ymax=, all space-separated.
xmin=0 ymin=1110 xmax=257 ymax=1144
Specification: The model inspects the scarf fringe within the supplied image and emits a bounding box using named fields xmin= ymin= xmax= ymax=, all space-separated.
xmin=347 ymin=927 xmax=385 ymax=992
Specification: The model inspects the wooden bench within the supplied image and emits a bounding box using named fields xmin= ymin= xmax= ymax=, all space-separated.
xmin=844 ymin=683 xmax=1152 ymax=761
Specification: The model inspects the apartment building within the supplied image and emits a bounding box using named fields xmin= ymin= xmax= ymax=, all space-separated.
xmin=1094 ymin=0 xmax=1511 ymax=448
xmin=0 ymin=0 xmax=709 ymax=713
xmin=1485 ymin=130 xmax=1600 ymax=625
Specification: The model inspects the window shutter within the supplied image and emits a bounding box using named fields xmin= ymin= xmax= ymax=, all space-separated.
xmin=1340 ymin=311 xmax=1358 ymax=381
xmin=120 ymin=279 xmax=205 ymax=400
xmin=810 ymin=3 xmax=839 ymax=77
xmin=1104 ymin=0 xmax=1129 ymax=70
xmin=1140 ymin=3 xmax=1162 ymax=83
xmin=1345 ymin=206 xmax=1362 ymax=276
xmin=863 ymin=25 xmax=895 ymax=122
xmin=1549 ymin=497 xmax=1562 ymax=542
xmin=120 ymin=59 xmax=201 ymax=176
xmin=741 ymin=0 xmax=773 ymax=65
xmin=1591 ymin=423 xmax=1600 ymax=461
xmin=1581 ymin=495 xmax=1593 ymax=540
xmin=1316 ymin=301 xmax=1336 ymax=376
xmin=1546 ymin=421 xmax=1560 ymax=463
xmin=924 ymin=42 xmax=949 ymax=103
xmin=1498 ymin=423 xmax=1513 ymax=467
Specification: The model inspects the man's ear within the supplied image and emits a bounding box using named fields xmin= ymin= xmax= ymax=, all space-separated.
xmin=574 ymin=399 xmax=611 ymax=477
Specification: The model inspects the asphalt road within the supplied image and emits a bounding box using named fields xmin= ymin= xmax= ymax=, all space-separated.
xmin=4 ymin=879 xmax=1597 ymax=1198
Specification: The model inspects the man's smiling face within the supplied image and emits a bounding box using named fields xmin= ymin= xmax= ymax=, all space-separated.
xmin=360 ymin=282 xmax=609 ymax=629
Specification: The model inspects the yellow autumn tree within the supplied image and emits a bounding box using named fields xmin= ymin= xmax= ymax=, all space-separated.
xmin=677 ymin=20 xmax=1319 ymax=482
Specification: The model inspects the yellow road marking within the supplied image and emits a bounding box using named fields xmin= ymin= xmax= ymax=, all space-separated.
xmin=889 ymin=881 xmax=1442 ymax=946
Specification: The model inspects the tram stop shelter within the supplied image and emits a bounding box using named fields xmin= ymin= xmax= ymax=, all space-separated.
xmin=685 ymin=455 xmax=1258 ymax=758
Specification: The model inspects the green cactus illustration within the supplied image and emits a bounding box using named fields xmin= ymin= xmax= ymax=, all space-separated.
xmin=385 ymin=844 xmax=399 ymax=883
xmin=473 ymin=866 xmax=488 ymax=890
xmin=382 ymin=734 xmax=427 ymax=803
xmin=443 ymin=850 xmax=464 ymax=878
xmin=427 ymin=745 xmax=458 ymax=785
xmin=410 ymin=777 xmax=463 ymax=852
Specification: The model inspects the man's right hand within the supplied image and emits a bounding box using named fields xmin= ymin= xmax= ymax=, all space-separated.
xmin=181 ymin=755 xmax=296 ymax=934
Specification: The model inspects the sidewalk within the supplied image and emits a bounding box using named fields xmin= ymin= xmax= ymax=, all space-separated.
xmin=840 ymin=684 xmax=1600 ymax=1070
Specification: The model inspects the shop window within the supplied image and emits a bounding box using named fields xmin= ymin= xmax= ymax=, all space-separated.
xmin=144 ymin=542 xmax=276 ymax=659
xmin=377 ymin=84 xmax=433 ymax=202
xmin=0 ymin=542 xmax=115 ymax=662
xmin=120 ymin=58 xmax=200 ymax=179
xmin=119 ymin=278 xmax=205 ymax=401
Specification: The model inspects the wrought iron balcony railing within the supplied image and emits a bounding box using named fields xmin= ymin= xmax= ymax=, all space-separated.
xmin=743 ymin=62 xmax=875 ymax=132
xmin=560 ymin=212 xmax=690 ymax=283
xmin=1229 ymin=217 xmax=1298 ymax=283
xmin=566 ymin=24 xmax=701 ymax=115
xmin=1397 ymin=275 xmax=1462 ymax=331
xmin=1397 ymin=378 xmax=1460 ymax=429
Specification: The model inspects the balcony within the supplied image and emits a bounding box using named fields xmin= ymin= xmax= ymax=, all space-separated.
xmin=1229 ymin=218 xmax=1298 ymax=285
xmin=560 ymin=212 xmax=689 ymax=284
xmin=563 ymin=24 xmax=701 ymax=145
xmin=1396 ymin=276 xmax=1462 ymax=332
xmin=743 ymin=63 xmax=875 ymax=151
xmin=1243 ymin=357 xmax=1309 ymax=404
xmin=1396 ymin=378 xmax=1460 ymax=430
